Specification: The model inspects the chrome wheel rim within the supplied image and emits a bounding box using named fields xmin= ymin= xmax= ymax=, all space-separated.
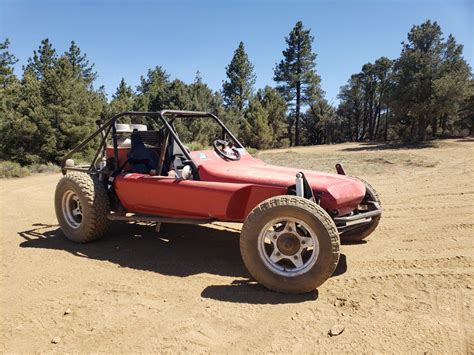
xmin=258 ymin=217 xmax=320 ymax=277
xmin=62 ymin=190 xmax=82 ymax=229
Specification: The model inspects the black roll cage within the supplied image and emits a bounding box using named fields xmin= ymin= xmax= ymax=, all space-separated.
xmin=60 ymin=110 xmax=244 ymax=176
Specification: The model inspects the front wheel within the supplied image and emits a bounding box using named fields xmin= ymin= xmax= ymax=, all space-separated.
xmin=339 ymin=177 xmax=381 ymax=242
xmin=240 ymin=196 xmax=340 ymax=294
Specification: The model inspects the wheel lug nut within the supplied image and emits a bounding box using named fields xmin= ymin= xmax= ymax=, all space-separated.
xmin=294 ymin=256 xmax=298 ymax=259
xmin=276 ymin=252 xmax=281 ymax=256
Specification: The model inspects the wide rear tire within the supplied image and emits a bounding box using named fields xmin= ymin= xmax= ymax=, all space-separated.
xmin=240 ymin=196 xmax=340 ymax=294
xmin=55 ymin=172 xmax=110 ymax=243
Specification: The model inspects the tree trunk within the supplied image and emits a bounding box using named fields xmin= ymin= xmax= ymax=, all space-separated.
xmin=374 ymin=108 xmax=381 ymax=139
xmin=354 ymin=108 xmax=360 ymax=141
xmin=288 ymin=119 xmax=294 ymax=147
xmin=417 ymin=115 xmax=427 ymax=141
xmin=368 ymin=95 xmax=375 ymax=140
xmin=373 ymin=101 xmax=382 ymax=140
xmin=431 ymin=115 xmax=438 ymax=138
xmin=347 ymin=113 xmax=353 ymax=141
xmin=441 ymin=114 xmax=448 ymax=135
xmin=295 ymin=81 xmax=301 ymax=146
xmin=361 ymin=100 xmax=368 ymax=140
xmin=383 ymin=108 xmax=389 ymax=141
xmin=410 ymin=117 xmax=416 ymax=139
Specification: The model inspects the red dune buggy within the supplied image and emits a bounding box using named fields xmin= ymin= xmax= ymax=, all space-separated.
xmin=55 ymin=110 xmax=382 ymax=293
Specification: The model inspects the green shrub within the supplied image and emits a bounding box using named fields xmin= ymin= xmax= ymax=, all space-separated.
xmin=245 ymin=147 xmax=258 ymax=156
xmin=187 ymin=141 xmax=209 ymax=151
xmin=29 ymin=163 xmax=60 ymax=174
xmin=0 ymin=161 xmax=31 ymax=178
xmin=0 ymin=160 xmax=60 ymax=178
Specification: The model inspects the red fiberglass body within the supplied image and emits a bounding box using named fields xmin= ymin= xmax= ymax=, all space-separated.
xmin=113 ymin=149 xmax=366 ymax=222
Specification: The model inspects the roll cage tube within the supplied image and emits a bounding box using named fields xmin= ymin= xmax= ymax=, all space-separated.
xmin=160 ymin=110 xmax=244 ymax=149
xmin=60 ymin=110 xmax=245 ymax=177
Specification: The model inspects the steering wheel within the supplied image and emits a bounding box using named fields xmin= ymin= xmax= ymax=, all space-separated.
xmin=212 ymin=139 xmax=241 ymax=161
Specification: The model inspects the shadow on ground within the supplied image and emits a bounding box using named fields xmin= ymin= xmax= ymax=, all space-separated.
xmin=19 ymin=222 xmax=245 ymax=278
xmin=341 ymin=141 xmax=437 ymax=152
xmin=455 ymin=137 xmax=474 ymax=143
xmin=19 ymin=222 xmax=347 ymax=304
xmin=201 ymin=254 xmax=347 ymax=304
xmin=200 ymin=280 xmax=319 ymax=304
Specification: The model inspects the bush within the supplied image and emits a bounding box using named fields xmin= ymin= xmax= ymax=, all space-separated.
xmin=187 ymin=141 xmax=209 ymax=151
xmin=245 ymin=147 xmax=258 ymax=156
xmin=0 ymin=160 xmax=59 ymax=178
xmin=29 ymin=163 xmax=60 ymax=174
xmin=0 ymin=161 xmax=31 ymax=178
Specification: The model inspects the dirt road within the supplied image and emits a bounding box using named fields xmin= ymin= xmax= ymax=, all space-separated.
xmin=1 ymin=139 xmax=473 ymax=353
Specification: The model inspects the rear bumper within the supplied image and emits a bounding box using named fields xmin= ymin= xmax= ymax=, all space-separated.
xmin=333 ymin=201 xmax=382 ymax=234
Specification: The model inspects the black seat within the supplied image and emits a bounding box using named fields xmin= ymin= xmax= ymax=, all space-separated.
xmin=127 ymin=132 xmax=159 ymax=174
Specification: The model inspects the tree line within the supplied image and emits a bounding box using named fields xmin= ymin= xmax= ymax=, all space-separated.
xmin=1 ymin=20 xmax=472 ymax=166
xmin=337 ymin=21 xmax=472 ymax=142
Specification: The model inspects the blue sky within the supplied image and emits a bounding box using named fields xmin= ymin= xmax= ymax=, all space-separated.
xmin=1 ymin=0 xmax=472 ymax=103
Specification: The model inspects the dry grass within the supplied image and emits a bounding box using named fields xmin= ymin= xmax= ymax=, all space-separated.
xmin=257 ymin=142 xmax=440 ymax=176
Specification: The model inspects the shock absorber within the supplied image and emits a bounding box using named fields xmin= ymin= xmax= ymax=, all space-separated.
xmin=295 ymin=173 xmax=304 ymax=197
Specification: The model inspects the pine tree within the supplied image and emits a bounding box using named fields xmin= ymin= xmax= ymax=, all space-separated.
xmin=25 ymin=38 xmax=57 ymax=80
xmin=3 ymin=39 xmax=105 ymax=163
xmin=389 ymin=21 xmax=472 ymax=141
xmin=3 ymin=66 xmax=55 ymax=164
xmin=189 ymin=71 xmax=215 ymax=111
xmin=458 ymin=80 xmax=474 ymax=135
xmin=338 ymin=57 xmax=394 ymax=142
xmin=110 ymin=78 xmax=135 ymax=114
xmin=274 ymin=21 xmax=322 ymax=146
xmin=257 ymin=86 xmax=288 ymax=147
xmin=304 ymin=99 xmax=340 ymax=144
xmin=337 ymin=74 xmax=364 ymax=141
xmin=50 ymin=56 xmax=103 ymax=159
xmin=187 ymin=71 xmax=221 ymax=145
xmin=135 ymin=66 xmax=170 ymax=111
xmin=222 ymin=41 xmax=256 ymax=113
xmin=64 ymin=41 xmax=97 ymax=84
xmin=3 ymin=40 xmax=59 ymax=163
xmin=0 ymin=38 xmax=18 ymax=88
xmin=0 ymin=39 xmax=21 ymax=160
xmin=242 ymin=97 xmax=272 ymax=149
xmin=432 ymin=34 xmax=472 ymax=136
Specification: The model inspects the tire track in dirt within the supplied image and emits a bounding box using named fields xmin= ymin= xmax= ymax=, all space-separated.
xmin=455 ymin=289 xmax=471 ymax=354
xmin=442 ymin=223 xmax=474 ymax=231
xmin=431 ymin=292 xmax=453 ymax=353
xmin=352 ymin=256 xmax=472 ymax=272
xmin=328 ymin=272 xmax=473 ymax=292
xmin=384 ymin=204 xmax=473 ymax=212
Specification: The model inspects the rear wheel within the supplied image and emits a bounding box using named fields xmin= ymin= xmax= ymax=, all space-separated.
xmin=240 ymin=196 xmax=340 ymax=294
xmin=339 ymin=177 xmax=381 ymax=242
xmin=55 ymin=172 xmax=110 ymax=243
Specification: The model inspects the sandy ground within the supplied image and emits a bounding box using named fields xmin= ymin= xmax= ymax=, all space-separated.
xmin=1 ymin=139 xmax=473 ymax=353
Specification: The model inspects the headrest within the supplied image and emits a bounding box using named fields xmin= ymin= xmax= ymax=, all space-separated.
xmin=115 ymin=123 xmax=132 ymax=133
xmin=130 ymin=131 xmax=145 ymax=148
xmin=131 ymin=124 xmax=147 ymax=131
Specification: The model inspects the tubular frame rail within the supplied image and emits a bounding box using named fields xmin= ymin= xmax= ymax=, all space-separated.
xmin=60 ymin=110 xmax=244 ymax=176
